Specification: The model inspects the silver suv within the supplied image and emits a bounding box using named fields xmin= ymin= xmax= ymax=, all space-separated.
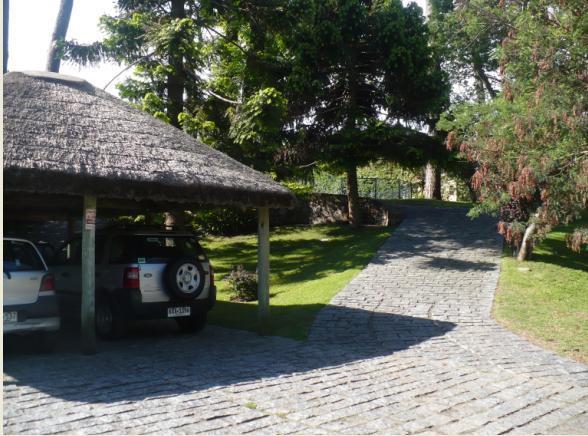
xmin=51 ymin=226 xmax=216 ymax=339
xmin=3 ymin=237 xmax=61 ymax=350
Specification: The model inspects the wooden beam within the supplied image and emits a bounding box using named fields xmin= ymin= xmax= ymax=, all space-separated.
xmin=81 ymin=194 xmax=97 ymax=354
xmin=257 ymin=207 xmax=270 ymax=323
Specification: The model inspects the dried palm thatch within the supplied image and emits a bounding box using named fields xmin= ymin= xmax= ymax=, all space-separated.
xmin=3 ymin=71 xmax=295 ymax=209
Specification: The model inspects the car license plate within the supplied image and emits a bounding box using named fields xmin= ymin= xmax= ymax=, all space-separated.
xmin=4 ymin=311 xmax=18 ymax=323
xmin=167 ymin=307 xmax=190 ymax=318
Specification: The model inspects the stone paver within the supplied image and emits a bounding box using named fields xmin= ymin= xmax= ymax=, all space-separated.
xmin=4 ymin=207 xmax=588 ymax=434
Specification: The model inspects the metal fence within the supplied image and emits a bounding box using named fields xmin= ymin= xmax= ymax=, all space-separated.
xmin=311 ymin=175 xmax=422 ymax=200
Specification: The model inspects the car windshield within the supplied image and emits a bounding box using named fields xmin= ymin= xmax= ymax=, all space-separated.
xmin=109 ymin=235 xmax=201 ymax=264
xmin=3 ymin=240 xmax=44 ymax=272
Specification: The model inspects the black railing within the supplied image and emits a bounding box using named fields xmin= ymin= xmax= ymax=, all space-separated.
xmin=311 ymin=176 xmax=422 ymax=200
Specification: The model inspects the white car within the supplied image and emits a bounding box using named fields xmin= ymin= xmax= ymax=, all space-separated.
xmin=3 ymin=237 xmax=60 ymax=351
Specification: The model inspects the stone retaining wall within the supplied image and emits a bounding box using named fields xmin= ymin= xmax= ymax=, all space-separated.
xmin=271 ymin=193 xmax=395 ymax=226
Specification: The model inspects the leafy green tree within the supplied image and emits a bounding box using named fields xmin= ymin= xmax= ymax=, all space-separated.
xmin=188 ymin=1 xmax=292 ymax=170
xmin=63 ymin=0 xmax=208 ymax=127
xmin=422 ymin=0 xmax=510 ymax=201
xmin=438 ymin=0 xmax=588 ymax=259
xmin=283 ymin=0 xmax=449 ymax=226
xmin=428 ymin=0 xmax=507 ymax=103
xmin=62 ymin=0 xmax=288 ymax=169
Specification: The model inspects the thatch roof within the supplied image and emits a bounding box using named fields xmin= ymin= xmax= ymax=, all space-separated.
xmin=3 ymin=71 xmax=295 ymax=209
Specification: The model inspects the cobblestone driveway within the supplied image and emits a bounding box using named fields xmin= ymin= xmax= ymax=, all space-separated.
xmin=4 ymin=207 xmax=588 ymax=434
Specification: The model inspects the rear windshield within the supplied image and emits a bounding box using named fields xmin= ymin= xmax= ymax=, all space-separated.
xmin=3 ymin=240 xmax=45 ymax=272
xmin=109 ymin=235 xmax=202 ymax=264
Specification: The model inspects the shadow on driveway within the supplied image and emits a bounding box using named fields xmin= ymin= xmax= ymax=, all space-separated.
xmin=4 ymin=305 xmax=454 ymax=404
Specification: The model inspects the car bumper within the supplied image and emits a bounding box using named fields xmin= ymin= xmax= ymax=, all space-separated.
xmin=3 ymin=295 xmax=61 ymax=334
xmin=121 ymin=286 xmax=217 ymax=320
xmin=4 ymin=316 xmax=60 ymax=333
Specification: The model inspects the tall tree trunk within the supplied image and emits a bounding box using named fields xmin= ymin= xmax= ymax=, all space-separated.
xmin=475 ymin=65 xmax=497 ymax=99
xmin=471 ymin=52 xmax=492 ymax=102
xmin=164 ymin=0 xmax=186 ymax=226
xmin=342 ymin=41 xmax=362 ymax=227
xmin=435 ymin=169 xmax=441 ymax=199
xmin=346 ymin=164 xmax=361 ymax=228
xmin=467 ymin=184 xmax=477 ymax=202
xmin=424 ymin=162 xmax=442 ymax=200
xmin=3 ymin=0 xmax=9 ymax=73
xmin=167 ymin=0 xmax=186 ymax=128
xmin=46 ymin=0 xmax=73 ymax=72
xmin=517 ymin=223 xmax=536 ymax=261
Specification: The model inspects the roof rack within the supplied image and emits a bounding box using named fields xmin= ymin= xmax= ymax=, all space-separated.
xmin=63 ymin=222 xmax=204 ymax=239
xmin=89 ymin=222 xmax=204 ymax=237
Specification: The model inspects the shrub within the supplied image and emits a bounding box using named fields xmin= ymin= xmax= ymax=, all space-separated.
xmin=189 ymin=208 xmax=257 ymax=236
xmin=225 ymin=265 xmax=258 ymax=302
xmin=282 ymin=180 xmax=313 ymax=199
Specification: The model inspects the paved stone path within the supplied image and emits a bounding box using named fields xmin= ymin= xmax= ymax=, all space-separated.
xmin=4 ymin=207 xmax=588 ymax=434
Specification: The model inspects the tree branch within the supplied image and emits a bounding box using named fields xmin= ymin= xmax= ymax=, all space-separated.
xmin=102 ymin=51 xmax=156 ymax=90
xmin=202 ymin=24 xmax=248 ymax=55
xmin=205 ymin=89 xmax=242 ymax=105
xmin=183 ymin=68 xmax=242 ymax=105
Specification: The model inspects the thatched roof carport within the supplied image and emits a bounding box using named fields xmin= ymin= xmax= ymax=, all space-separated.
xmin=3 ymin=71 xmax=295 ymax=353
xmin=3 ymin=71 xmax=294 ymax=208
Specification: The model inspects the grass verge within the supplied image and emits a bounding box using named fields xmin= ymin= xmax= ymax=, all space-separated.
xmin=493 ymin=219 xmax=588 ymax=364
xmin=201 ymin=225 xmax=392 ymax=340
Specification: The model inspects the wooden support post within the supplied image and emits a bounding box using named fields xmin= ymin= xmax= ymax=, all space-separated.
xmin=81 ymin=194 xmax=97 ymax=354
xmin=257 ymin=207 xmax=270 ymax=324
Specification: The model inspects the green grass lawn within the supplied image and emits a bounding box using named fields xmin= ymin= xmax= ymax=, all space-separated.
xmin=494 ymin=219 xmax=588 ymax=363
xmin=200 ymin=225 xmax=391 ymax=339
xmin=382 ymin=199 xmax=473 ymax=209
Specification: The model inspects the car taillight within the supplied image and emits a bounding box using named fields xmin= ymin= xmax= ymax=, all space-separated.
xmin=39 ymin=273 xmax=55 ymax=295
xmin=209 ymin=264 xmax=214 ymax=286
xmin=123 ymin=267 xmax=140 ymax=289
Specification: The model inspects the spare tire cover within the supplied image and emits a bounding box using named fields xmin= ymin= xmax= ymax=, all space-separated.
xmin=165 ymin=256 xmax=206 ymax=301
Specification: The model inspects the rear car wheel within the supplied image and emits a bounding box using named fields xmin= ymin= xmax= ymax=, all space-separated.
xmin=95 ymin=298 xmax=126 ymax=340
xmin=175 ymin=312 xmax=207 ymax=333
xmin=165 ymin=257 xmax=206 ymax=301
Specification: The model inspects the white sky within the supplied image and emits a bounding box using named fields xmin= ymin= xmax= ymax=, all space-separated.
xmin=7 ymin=0 xmax=428 ymax=95
xmin=7 ymin=0 xmax=122 ymax=93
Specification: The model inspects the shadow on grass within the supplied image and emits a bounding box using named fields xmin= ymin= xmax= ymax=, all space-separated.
xmin=496 ymin=218 xmax=588 ymax=273
xmin=528 ymin=234 xmax=588 ymax=273
xmin=207 ymin=300 xmax=324 ymax=340
xmin=4 ymin=305 xmax=455 ymax=404
xmin=205 ymin=225 xmax=392 ymax=286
